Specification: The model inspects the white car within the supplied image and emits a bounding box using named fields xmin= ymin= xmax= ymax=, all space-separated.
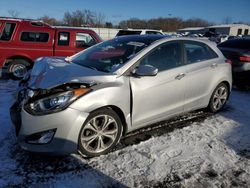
xmin=116 ymin=29 xmax=164 ymax=37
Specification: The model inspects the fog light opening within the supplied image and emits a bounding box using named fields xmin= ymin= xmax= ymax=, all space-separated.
xmin=26 ymin=129 xmax=57 ymax=144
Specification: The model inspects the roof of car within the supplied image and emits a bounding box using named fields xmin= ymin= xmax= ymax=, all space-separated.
xmin=218 ymin=38 xmax=250 ymax=49
xmin=114 ymin=34 xmax=167 ymax=44
xmin=120 ymin=28 xmax=163 ymax=32
xmin=0 ymin=17 xmax=37 ymax=22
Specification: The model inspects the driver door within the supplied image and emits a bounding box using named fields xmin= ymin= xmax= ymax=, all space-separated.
xmin=130 ymin=41 xmax=187 ymax=127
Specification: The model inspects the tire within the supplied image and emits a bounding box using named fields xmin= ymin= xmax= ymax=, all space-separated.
xmin=78 ymin=108 xmax=123 ymax=157
xmin=7 ymin=59 xmax=30 ymax=80
xmin=207 ymin=83 xmax=229 ymax=113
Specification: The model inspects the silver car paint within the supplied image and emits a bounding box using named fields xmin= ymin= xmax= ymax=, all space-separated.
xmin=19 ymin=108 xmax=89 ymax=154
xmin=29 ymin=57 xmax=116 ymax=89
xmin=18 ymin=37 xmax=232 ymax=154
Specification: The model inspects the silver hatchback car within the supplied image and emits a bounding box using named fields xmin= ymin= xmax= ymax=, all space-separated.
xmin=10 ymin=35 xmax=232 ymax=157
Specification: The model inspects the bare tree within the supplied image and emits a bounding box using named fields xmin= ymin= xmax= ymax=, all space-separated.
xmin=105 ymin=22 xmax=113 ymax=28
xmin=8 ymin=10 xmax=20 ymax=18
xmin=84 ymin=10 xmax=95 ymax=26
xmin=63 ymin=11 xmax=72 ymax=25
xmin=119 ymin=17 xmax=212 ymax=31
xmin=39 ymin=15 xmax=62 ymax=25
xmin=94 ymin=12 xmax=106 ymax=27
xmin=63 ymin=9 xmax=100 ymax=27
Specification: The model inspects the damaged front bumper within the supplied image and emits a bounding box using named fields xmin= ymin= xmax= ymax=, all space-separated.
xmin=10 ymin=85 xmax=89 ymax=155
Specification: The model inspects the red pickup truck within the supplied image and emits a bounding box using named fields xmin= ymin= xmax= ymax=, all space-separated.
xmin=0 ymin=17 xmax=102 ymax=79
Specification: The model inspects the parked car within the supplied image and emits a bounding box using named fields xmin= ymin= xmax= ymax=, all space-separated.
xmin=10 ymin=35 xmax=232 ymax=157
xmin=0 ymin=17 xmax=102 ymax=79
xmin=116 ymin=29 xmax=164 ymax=37
xmin=242 ymin=35 xmax=250 ymax=39
xmin=218 ymin=38 xmax=250 ymax=87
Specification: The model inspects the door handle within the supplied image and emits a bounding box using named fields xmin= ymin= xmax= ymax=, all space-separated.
xmin=175 ymin=73 xmax=186 ymax=80
xmin=211 ymin=63 xmax=218 ymax=68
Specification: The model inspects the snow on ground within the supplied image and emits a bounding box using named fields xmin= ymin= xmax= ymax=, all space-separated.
xmin=0 ymin=79 xmax=250 ymax=187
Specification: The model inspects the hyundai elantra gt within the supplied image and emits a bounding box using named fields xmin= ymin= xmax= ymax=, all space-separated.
xmin=10 ymin=35 xmax=232 ymax=157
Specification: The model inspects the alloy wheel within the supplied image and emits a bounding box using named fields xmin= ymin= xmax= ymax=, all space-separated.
xmin=212 ymin=85 xmax=228 ymax=111
xmin=10 ymin=63 xmax=27 ymax=78
xmin=80 ymin=114 xmax=119 ymax=154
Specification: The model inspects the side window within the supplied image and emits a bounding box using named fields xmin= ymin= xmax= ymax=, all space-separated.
xmin=184 ymin=42 xmax=218 ymax=64
xmin=0 ymin=23 xmax=16 ymax=41
xmin=237 ymin=29 xmax=242 ymax=35
xmin=139 ymin=42 xmax=182 ymax=72
xmin=58 ymin=32 xmax=70 ymax=46
xmin=244 ymin=29 xmax=249 ymax=35
xmin=76 ymin=33 xmax=97 ymax=48
xmin=20 ymin=32 xmax=49 ymax=42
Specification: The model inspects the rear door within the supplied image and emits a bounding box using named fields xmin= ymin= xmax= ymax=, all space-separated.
xmin=130 ymin=41 xmax=187 ymax=127
xmin=54 ymin=30 xmax=75 ymax=56
xmin=182 ymin=40 xmax=220 ymax=111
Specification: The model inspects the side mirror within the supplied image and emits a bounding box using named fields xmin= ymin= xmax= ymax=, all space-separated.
xmin=133 ymin=65 xmax=158 ymax=77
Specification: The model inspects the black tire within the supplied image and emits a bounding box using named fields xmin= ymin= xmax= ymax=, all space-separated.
xmin=207 ymin=83 xmax=229 ymax=113
xmin=78 ymin=108 xmax=123 ymax=157
xmin=7 ymin=59 xmax=30 ymax=80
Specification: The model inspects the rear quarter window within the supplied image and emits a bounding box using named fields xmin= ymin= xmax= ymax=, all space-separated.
xmin=20 ymin=32 xmax=49 ymax=42
xmin=58 ymin=32 xmax=70 ymax=46
xmin=0 ymin=23 xmax=16 ymax=41
xmin=184 ymin=41 xmax=218 ymax=64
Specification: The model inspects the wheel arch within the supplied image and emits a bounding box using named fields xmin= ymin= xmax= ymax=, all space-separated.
xmin=4 ymin=55 xmax=33 ymax=69
xmin=220 ymin=80 xmax=231 ymax=100
xmin=89 ymin=105 xmax=128 ymax=136
xmin=208 ymin=79 xmax=231 ymax=102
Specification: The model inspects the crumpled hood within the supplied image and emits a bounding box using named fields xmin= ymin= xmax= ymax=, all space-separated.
xmin=27 ymin=57 xmax=116 ymax=89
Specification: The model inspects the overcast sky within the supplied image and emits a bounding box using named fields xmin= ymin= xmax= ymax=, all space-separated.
xmin=1 ymin=0 xmax=249 ymax=24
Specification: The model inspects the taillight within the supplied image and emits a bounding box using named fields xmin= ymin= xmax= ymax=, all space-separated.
xmin=239 ymin=56 xmax=250 ymax=62
xmin=225 ymin=59 xmax=232 ymax=64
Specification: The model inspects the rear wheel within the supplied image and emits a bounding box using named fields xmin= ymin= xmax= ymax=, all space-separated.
xmin=208 ymin=83 xmax=229 ymax=113
xmin=78 ymin=108 xmax=123 ymax=157
xmin=7 ymin=59 xmax=30 ymax=80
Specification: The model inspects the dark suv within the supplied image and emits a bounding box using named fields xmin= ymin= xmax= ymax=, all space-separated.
xmin=218 ymin=38 xmax=250 ymax=87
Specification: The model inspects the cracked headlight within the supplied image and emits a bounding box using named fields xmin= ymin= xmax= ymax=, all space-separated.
xmin=25 ymin=88 xmax=91 ymax=115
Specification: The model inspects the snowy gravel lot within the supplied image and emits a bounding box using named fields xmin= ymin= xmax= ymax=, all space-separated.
xmin=0 ymin=80 xmax=250 ymax=187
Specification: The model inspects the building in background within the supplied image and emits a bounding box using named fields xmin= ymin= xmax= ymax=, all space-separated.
xmin=205 ymin=24 xmax=250 ymax=36
xmin=178 ymin=24 xmax=250 ymax=36
xmin=87 ymin=27 xmax=119 ymax=40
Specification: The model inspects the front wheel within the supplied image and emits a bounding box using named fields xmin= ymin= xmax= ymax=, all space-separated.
xmin=78 ymin=109 xmax=123 ymax=157
xmin=208 ymin=83 xmax=229 ymax=113
xmin=7 ymin=59 xmax=30 ymax=80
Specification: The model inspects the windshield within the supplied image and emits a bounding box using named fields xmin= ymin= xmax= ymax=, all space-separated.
xmin=70 ymin=37 xmax=150 ymax=73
